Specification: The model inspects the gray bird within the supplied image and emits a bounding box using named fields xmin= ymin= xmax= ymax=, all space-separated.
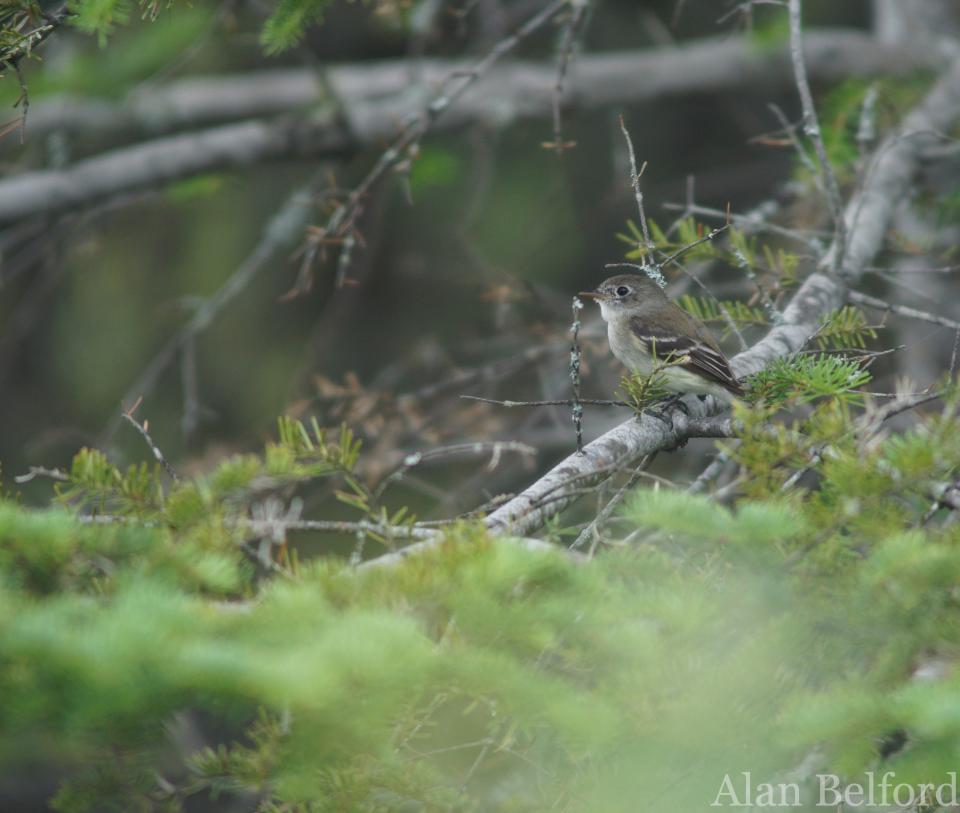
xmin=579 ymin=273 xmax=744 ymax=405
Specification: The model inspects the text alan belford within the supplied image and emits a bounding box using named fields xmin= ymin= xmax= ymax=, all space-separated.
xmin=711 ymin=771 xmax=960 ymax=808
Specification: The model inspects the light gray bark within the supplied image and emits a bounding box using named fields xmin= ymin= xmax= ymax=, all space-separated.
xmin=874 ymin=0 xmax=960 ymax=57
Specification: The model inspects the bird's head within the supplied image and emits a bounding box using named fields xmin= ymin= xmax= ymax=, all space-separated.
xmin=579 ymin=273 xmax=666 ymax=320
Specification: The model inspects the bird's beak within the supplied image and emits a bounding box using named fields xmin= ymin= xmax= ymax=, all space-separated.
xmin=578 ymin=291 xmax=602 ymax=301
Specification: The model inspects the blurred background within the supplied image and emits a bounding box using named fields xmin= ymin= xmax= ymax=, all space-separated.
xmin=3 ymin=0 xmax=951 ymax=536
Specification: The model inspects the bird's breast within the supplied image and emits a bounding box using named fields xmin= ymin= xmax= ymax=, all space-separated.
xmin=607 ymin=319 xmax=654 ymax=375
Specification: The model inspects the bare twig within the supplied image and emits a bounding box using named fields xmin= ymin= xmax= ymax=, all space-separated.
xmin=371 ymin=440 xmax=536 ymax=503
xmin=867 ymin=263 xmax=960 ymax=275
xmin=297 ymin=0 xmax=568 ymax=291
xmin=856 ymin=82 xmax=880 ymax=155
xmin=103 ymin=177 xmax=320 ymax=440
xmin=244 ymin=517 xmax=434 ymax=539
xmin=686 ymin=451 xmax=733 ymax=494
xmin=14 ymin=466 xmax=69 ymax=484
xmin=951 ymin=329 xmax=960 ymax=379
xmin=461 ymin=396 xmax=630 ymax=408
xmin=122 ymin=399 xmax=179 ymax=482
xmin=605 ymin=225 xmax=732 ymax=279
xmin=849 ymin=290 xmax=960 ymax=331
xmin=618 ymin=116 xmax=657 ymax=267
xmin=548 ymin=0 xmax=588 ymax=154
xmin=661 ymin=201 xmax=824 ymax=249
xmin=570 ymin=296 xmax=586 ymax=453
xmin=765 ymin=103 xmax=821 ymax=183
xmin=787 ymin=0 xmax=847 ymax=272
xmin=571 ymin=454 xmax=655 ymax=551
xmin=399 ymin=341 xmax=564 ymax=406
xmin=658 ymin=223 xmax=730 ymax=269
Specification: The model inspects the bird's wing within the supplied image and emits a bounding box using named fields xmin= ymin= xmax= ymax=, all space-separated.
xmin=629 ymin=313 xmax=744 ymax=396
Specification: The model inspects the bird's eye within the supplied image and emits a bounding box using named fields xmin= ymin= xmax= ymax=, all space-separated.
xmin=616 ymin=286 xmax=630 ymax=297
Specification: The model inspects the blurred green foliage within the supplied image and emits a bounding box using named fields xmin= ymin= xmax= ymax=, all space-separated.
xmin=792 ymin=75 xmax=935 ymax=188
xmin=0 ymin=4 xmax=214 ymax=105
xmin=4 ymin=387 xmax=960 ymax=810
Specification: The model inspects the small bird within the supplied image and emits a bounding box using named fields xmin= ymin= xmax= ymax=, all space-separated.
xmin=579 ymin=273 xmax=744 ymax=406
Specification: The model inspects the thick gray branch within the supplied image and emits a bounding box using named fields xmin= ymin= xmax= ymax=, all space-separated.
xmin=0 ymin=30 xmax=935 ymax=224
xmin=874 ymin=0 xmax=960 ymax=58
xmin=0 ymin=116 xmax=345 ymax=225
xmin=363 ymin=414 xmax=736 ymax=568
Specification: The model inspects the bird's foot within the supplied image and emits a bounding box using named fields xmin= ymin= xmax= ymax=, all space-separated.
xmin=658 ymin=393 xmax=690 ymax=415
xmin=643 ymin=395 xmax=690 ymax=448
xmin=644 ymin=407 xmax=673 ymax=428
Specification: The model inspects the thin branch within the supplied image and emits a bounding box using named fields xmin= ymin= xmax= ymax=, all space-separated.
xmin=849 ymin=290 xmax=960 ymax=331
xmin=18 ymin=30 xmax=934 ymax=148
xmin=867 ymin=263 xmax=960 ymax=275
xmin=296 ymin=0 xmax=568 ymax=291
xmin=856 ymin=82 xmax=880 ymax=155
xmin=121 ymin=399 xmax=179 ymax=482
xmin=570 ymin=296 xmax=586 ymax=453
xmin=399 ymin=341 xmax=564 ymax=406
xmin=765 ymin=103 xmax=823 ymax=189
xmin=244 ymin=518 xmax=434 ymax=539
xmin=665 ymin=223 xmax=729 ymax=266
xmin=618 ymin=116 xmax=656 ymax=262
xmin=14 ymin=466 xmax=69 ymax=484
xmin=951 ymin=329 xmax=960 ymax=379
xmin=661 ymin=201 xmax=825 ymax=249
xmin=371 ymin=440 xmax=536 ymax=503
xmin=571 ymin=454 xmax=654 ymax=551
xmin=686 ymin=451 xmax=733 ymax=494
xmin=102 ymin=177 xmax=321 ymax=440
xmin=548 ymin=0 xmax=588 ymax=154
xmin=787 ymin=0 xmax=847 ymax=272
xmin=461 ymin=396 xmax=630 ymax=408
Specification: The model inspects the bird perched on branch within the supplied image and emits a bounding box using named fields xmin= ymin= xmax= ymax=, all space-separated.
xmin=579 ymin=273 xmax=744 ymax=407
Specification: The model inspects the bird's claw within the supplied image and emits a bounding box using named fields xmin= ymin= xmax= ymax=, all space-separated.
xmin=645 ymin=407 xmax=673 ymax=428
xmin=659 ymin=394 xmax=690 ymax=415
xmin=642 ymin=395 xmax=690 ymax=449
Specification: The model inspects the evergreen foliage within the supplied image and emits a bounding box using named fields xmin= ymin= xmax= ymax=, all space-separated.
xmin=3 ymin=386 xmax=960 ymax=810
xmin=678 ymin=294 xmax=768 ymax=330
xmin=259 ymin=0 xmax=340 ymax=54
xmin=814 ymin=305 xmax=879 ymax=350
